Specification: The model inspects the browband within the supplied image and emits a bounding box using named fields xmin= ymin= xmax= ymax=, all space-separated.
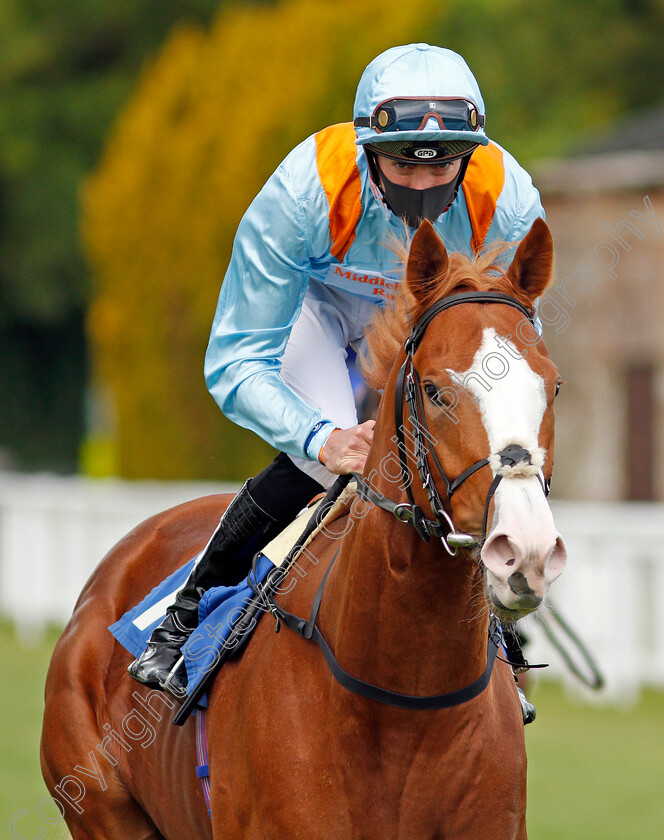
xmin=405 ymin=291 xmax=535 ymax=355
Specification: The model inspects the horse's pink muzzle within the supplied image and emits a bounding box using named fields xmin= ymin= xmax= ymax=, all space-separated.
xmin=480 ymin=475 xmax=567 ymax=620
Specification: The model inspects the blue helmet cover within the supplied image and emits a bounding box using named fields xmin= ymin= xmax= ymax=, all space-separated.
xmin=354 ymin=43 xmax=489 ymax=148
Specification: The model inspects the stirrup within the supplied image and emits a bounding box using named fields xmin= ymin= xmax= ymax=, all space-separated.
xmin=128 ymin=640 xmax=189 ymax=697
xmin=517 ymin=686 xmax=536 ymax=725
xmin=162 ymin=655 xmax=188 ymax=698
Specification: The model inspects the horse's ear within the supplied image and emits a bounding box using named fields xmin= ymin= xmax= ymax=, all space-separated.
xmin=406 ymin=219 xmax=449 ymax=304
xmin=506 ymin=217 xmax=553 ymax=301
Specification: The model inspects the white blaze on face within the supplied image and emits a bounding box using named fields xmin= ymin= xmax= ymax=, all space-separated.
xmin=447 ymin=328 xmax=545 ymax=456
xmin=448 ymin=327 xmax=566 ymax=618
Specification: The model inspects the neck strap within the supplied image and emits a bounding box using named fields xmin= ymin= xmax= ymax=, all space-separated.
xmin=263 ymin=549 xmax=503 ymax=711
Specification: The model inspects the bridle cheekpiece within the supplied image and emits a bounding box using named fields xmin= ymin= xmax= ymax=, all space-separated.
xmin=354 ymin=290 xmax=547 ymax=554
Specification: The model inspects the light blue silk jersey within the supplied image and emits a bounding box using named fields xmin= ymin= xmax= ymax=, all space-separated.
xmin=204 ymin=135 xmax=544 ymax=462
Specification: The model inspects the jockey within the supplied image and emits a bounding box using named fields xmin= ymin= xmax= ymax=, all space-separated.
xmin=129 ymin=43 xmax=544 ymax=695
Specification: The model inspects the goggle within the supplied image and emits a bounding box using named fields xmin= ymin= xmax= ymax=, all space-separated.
xmin=355 ymin=97 xmax=485 ymax=134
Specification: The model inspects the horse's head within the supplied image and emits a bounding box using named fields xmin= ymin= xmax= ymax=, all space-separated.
xmin=364 ymin=218 xmax=567 ymax=622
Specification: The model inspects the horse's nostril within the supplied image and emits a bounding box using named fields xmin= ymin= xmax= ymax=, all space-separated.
xmin=508 ymin=571 xmax=535 ymax=596
xmin=506 ymin=558 xmax=515 ymax=567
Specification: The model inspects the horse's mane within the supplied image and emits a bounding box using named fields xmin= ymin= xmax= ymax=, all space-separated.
xmin=360 ymin=240 xmax=532 ymax=391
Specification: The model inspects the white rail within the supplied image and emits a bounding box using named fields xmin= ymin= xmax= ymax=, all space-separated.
xmin=0 ymin=472 xmax=236 ymax=637
xmin=525 ymin=501 xmax=664 ymax=704
xmin=0 ymin=473 xmax=661 ymax=703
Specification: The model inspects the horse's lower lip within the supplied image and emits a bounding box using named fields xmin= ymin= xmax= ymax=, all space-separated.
xmin=488 ymin=590 xmax=535 ymax=622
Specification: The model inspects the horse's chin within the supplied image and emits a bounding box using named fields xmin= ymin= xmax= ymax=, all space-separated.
xmin=485 ymin=581 xmax=542 ymax=623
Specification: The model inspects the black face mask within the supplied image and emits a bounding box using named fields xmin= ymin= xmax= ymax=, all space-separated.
xmin=378 ymin=173 xmax=458 ymax=228
xmin=366 ymin=149 xmax=470 ymax=229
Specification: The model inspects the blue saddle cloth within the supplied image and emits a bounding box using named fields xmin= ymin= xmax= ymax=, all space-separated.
xmin=109 ymin=553 xmax=274 ymax=701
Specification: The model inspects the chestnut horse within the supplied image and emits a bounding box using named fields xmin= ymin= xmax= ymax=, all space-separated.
xmin=41 ymin=218 xmax=566 ymax=840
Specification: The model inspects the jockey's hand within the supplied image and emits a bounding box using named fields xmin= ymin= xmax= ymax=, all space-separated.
xmin=319 ymin=420 xmax=375 ymax=475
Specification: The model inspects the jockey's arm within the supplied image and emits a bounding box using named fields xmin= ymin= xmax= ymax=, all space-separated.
xmin=205 ymin=151 xmax=347 ymax=467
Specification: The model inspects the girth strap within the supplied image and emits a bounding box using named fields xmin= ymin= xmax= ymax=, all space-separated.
xmin=194 ymin=710 xmax=212 ymax=818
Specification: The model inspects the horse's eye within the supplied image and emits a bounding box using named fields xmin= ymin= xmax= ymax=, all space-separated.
xmin=424 ymin=382 xmax=440 ymax=403
xmin=555 ymin=379 xmax=562 ymax=397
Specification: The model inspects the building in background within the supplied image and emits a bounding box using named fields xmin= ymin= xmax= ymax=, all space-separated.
xmin=533 ymin=103 xmax=664 ymax=501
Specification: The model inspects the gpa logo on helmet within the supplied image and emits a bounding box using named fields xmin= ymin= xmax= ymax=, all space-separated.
xmin=413 ymin=148 xmax=437 ymax=159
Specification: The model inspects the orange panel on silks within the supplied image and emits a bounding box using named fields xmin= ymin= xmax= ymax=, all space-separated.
xmin=461 ymin=141 xmax=506 ymax=253
xmin=314 ymin=123 xmax=364 ymax=261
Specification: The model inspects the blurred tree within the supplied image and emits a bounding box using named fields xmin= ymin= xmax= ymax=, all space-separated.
xmin=0 ymin=0 xmax=235 ymax=470
xmin=83 ymin=0 xmax=437 ymax=480
xmin=430 ymin=0 xmax=664 ymax=164
xmin=4 ymin=0 xmax=664 ymax=474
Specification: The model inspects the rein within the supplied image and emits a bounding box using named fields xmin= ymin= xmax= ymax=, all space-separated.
xmin=257 ymin=290 xmax=546 ymax=712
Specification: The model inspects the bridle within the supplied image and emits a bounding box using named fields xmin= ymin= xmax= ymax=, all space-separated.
xmin=354 ymin=290 xmax=549 ymax=554
xmin=254 ymin=290 xmax=550 ymax=712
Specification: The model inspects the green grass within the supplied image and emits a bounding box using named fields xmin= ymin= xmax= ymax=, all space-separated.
xmin=1 ymin=622 xmax=663 ymax=838
xmin=526 ymin=679 xmax=664 ymax=839
xmin=0 ymin=621 xmax=68 ymax=839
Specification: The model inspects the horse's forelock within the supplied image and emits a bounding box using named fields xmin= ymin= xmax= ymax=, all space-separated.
xmin=361 ymin=240 xmax=532 ymax=391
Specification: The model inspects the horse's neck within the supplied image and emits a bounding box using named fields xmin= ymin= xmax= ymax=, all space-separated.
xmin=320 ymin=451 xmax=488 ymax=699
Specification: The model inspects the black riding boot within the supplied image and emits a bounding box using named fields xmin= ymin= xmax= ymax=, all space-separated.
xmin=128 ymin=454 xmax=325 ymax=695
xmin=128 ymin=480 xmax=278 ymax=694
